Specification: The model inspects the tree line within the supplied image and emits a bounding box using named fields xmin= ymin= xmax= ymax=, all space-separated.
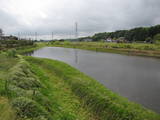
xmin=92 ymin=25 xmax=160 ymax=43
xmin=0 ymin=28 xmax=34 ymax=50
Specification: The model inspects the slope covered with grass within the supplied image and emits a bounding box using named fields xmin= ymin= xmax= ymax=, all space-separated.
xmin=0 ymin=97 xmax=15 ymax=120
xmin=49 ymin=41 xmax=160 ymax=58
xmin=25 ymin=56 xmax=160 ymax=120
xmin=0 ymin=50 xmax=159 ymax=120
xmin=0 ymin=53 xmax=18 ymax=120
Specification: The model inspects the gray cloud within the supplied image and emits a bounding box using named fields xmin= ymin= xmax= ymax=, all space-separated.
xmin=0 ymin=0 xmax=160 ymax=39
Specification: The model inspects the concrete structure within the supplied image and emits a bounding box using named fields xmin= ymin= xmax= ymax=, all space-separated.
xmin=105 ymin=38 xmax=113 ymax=42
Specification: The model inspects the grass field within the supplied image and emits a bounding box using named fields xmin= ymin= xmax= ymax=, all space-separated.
xmin=49 ymin=41 xmax=160 ymax=58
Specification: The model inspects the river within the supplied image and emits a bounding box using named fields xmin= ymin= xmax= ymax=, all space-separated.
xmin=30 ymin=47 xmax=160 ymax=113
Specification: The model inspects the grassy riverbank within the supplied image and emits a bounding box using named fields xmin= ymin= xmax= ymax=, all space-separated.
xmin=0 ymin=53 xmax=18 ymax=120
xmin=0 ymin=50 xmax=160 ymax=119
xmin=48 ymin=42 xmax=160 ymax=58
xmin=16 ymin=43 xmax=45 ymax=54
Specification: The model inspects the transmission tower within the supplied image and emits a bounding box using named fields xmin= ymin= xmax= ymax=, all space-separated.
xmin=52 ymin=32 xmax=54 ymax=41
xmin=35 ymin=32 xmax=37 ymax=41
xmin=75 ymin=22 xmax=78 ymax=39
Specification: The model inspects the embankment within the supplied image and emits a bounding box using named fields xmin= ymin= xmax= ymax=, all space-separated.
xmin=49 ymin=42 xmax=160 ymax=58
xmin=25 ymin=56 xmax=160 ymax=120
xmin=0 ymin=50 xmax=159 ymax=119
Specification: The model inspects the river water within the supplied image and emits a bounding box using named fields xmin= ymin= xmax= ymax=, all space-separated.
xmin=31 ymin=47 xmax=160 ymax=113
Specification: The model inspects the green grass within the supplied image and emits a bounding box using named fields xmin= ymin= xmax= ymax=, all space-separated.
xmin=0 ymin=97 xmax=16 ymax=120
xmin=0 ymin=47 xmax=160 ymax=120
xmin=6 ymin=56 xmax=53 ymax=120
xmin=48 ymin=42 xmax=160 ymax=58
xmin=16 ymin=43 xmax=45 ymax=55
xmin=26 ymin=57 xmax=99 ymax=120
xmin=0 ymin=52 xmax=97 ymax=120
xmin=0 ymin=53 xmax=18 ymax=120
xmin=25 ymin=56 xmax=160 ymax=120
xmin=0 ymin=53 xmax=18 ymax=96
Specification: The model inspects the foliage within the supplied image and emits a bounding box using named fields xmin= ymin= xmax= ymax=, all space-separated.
xmin=0 ymin=39 xmax=34 ymax=50
xmin=153 ymin=33 xmax=160 ymax=44
xmin=7 ymin=48 xmax=17 ymax=57
xmin=0 ymin=28 xmax=3 ymax=36
xmin=92 ymin=24 xmax=160 ymax=42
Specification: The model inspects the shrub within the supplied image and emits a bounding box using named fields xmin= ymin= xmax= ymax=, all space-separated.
xmin=8 ymin=60 xmax=42 ymax=90
xmin=7 ymin=49 xmax=17 ymax=57
xmin=9 ymin=76 xmax=41 ymax=90
xmin=7 ymin=85 xmax=28 ymax=98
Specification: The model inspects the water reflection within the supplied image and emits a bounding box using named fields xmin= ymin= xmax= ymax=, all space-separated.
xmin=74 ymin=49 xmax=78 ymax=64
xmin=25 ymin=51 xmax=34 ymax=56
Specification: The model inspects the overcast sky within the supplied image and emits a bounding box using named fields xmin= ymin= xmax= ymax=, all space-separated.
xmin=0 ymin=0 xmax=160 ymax=39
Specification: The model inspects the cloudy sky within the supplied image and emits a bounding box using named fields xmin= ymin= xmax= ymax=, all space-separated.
xmin=0 ymin=0 xmax=160 ymax=39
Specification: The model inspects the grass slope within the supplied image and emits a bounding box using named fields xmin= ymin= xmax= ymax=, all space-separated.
xmin=0 ymin=49 xmax=159 ymax=120
xmin=25 ymin=56 xmax=160 ymax=120
xmin=0 ymin=53 xmax=18 ymax=120
xmin=0 ymin=97 xmax=15 ymax=120
xmin=27 ymin=57 xmax=98 ymax=120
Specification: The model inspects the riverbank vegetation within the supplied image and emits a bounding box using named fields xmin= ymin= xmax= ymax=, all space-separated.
xmin=0 ymin=48 xmax=160 ymax=119
xmin=48 ymin=41 xmax=160 ymax=58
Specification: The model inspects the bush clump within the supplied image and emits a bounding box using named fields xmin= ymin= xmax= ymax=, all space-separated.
xmin=8 ymin=59 xmax=42 ymax=91
xmin=5 ymin=57 xmax=53 ymax=120
xmin=7 ymin=48 xmax=17 ymax=57
xmin=12 ymin=97 xmax=50 ymax=119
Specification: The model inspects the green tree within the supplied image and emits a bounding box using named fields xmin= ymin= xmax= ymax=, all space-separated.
xmin=153 ymin=33 xmax=160 ymax=44
xmin=0 ymin=28 xmax=3 ymax=36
